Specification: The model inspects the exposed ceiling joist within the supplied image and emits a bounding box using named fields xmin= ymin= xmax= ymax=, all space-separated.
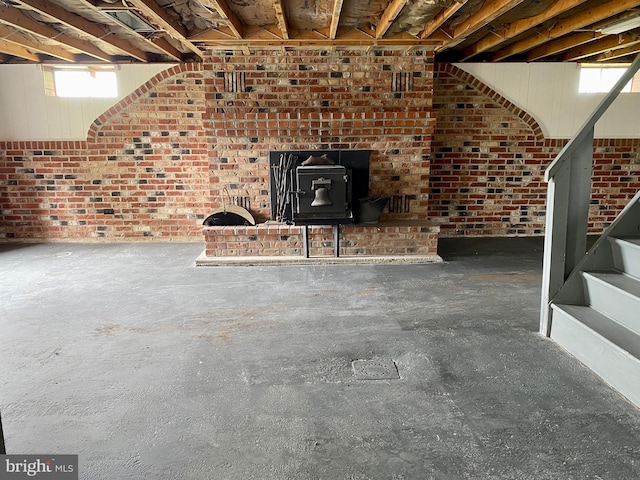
xmin=124 ymin=0 xmax=203 ymax=58
xmin=439 ymin=0 xmax=527 ymax=52
xmin=596 ymin=44 xmax=640 ymax=62
xmin=461 ymin=0 xmax=589 ymax=61
xmin=273 ymin=0 xmax=289 ymax=40
xmin=82 ymin=0 xmax=184 ymax=61
xmin=151 ymin=36 xmax=184 ymax=61
xmin=12 ymin=0 xmax=150 ymax=62
xmin=190 ymin=28 xmax=439 ymax=47
xmin=492 ymin=0 xmax=640 ymax=61
xmin=0 ymin=5 xmax=113 ymax=62
xmin=328 ymin=0 xmax=345 ymax=40
xmin=526 ymin=31 xmax=602 ymax=61
xmin=0 ymin=0 xmax=639 ymax=64
xmin=0 ymin=24 xmax=76 ymax=62
xmin=420 ymin=0 xmax=468 ymax=39
xmin=208 ymin=0 xmax=244 ymax=39
xmin=562 ymin=34 xmax=640 ymax=61
xmin=0 ymin=38 xmax=40 ymax=62
xmin=376 ymin=0 xmax=410 ymax=39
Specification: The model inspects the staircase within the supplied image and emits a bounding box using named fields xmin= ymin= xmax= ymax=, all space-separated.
xmin=549 ymin=211 xmax=640 ymax=407
xmin=540 ymin=56 xmax=640 ymax=409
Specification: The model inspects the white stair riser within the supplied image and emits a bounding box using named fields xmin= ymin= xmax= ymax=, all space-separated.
xmin=582 ymin=275 xmax=640 ymax=335
xmin=610 ymin=239 xmax=640 ymax=280
xmin=550 ymin=307 xmax=640 ymax=408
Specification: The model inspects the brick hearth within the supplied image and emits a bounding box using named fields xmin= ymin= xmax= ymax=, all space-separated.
xmin=201 ymin=221 xmax=440 ymax=260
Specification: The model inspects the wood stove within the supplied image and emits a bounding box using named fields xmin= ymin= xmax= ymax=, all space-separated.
xmin=292 ymin=165 xmax=352 ymax=224
xmin=269 ymin=150 xmax=370 ymax=226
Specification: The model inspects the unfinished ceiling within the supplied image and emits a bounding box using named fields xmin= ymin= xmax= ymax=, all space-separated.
xmin=0 ymin=0 xmax=639 ymax=64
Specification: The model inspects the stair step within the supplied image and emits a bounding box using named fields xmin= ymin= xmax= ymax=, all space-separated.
xmin=553 ymin=304 xmax=640 ymax=358
xmin=609 ymin=236 xmax=640 ymax=279
xmin=582 ymin=271 xmax=640 ymax=335
xmin=550 ymin=304 xmax=640 ymax=407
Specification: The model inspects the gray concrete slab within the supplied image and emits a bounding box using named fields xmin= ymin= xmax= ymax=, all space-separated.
xmin=0 ymin=238 xmax=638 ymax=479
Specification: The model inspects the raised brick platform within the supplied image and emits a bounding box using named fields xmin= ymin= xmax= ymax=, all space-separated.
xmin=200 ymin=220 xmax=441 ymax=264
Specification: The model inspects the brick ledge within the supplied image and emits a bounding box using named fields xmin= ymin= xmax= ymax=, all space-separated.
xmin=196 ymin=251 xmax=443 ymax=266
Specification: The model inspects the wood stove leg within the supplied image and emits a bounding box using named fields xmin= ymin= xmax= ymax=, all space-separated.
xmin=303 ymin=225 xmax=309 ymax=258
xmin=334 ymin=225 xmax=340 ymax=257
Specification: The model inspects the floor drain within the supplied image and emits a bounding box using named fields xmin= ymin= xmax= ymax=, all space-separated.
xmin=352 ymin=359 xmax=399 ymax=380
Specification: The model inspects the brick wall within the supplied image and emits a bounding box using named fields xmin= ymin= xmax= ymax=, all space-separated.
xmin=2 ymin=55 xmax=639 ymax=243
xmin=0 ymin=64 xmax=210 ymax=241
xmin=0 ymin=49 xmax=436 ymax=242
xmin=204 ymin=48 xmax=436 ymax=223
xmin=431 ymin=64 xmax=640 ymax=237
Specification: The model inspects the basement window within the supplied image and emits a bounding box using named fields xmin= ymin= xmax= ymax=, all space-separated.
xmin=44 ymin=66 xmax=118 ymax=98
xmin=578 ymin=64 xmax=640 ymax=94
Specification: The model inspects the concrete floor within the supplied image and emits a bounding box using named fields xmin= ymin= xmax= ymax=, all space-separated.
xmin=0 ymin=238 xmax=638 ymax=480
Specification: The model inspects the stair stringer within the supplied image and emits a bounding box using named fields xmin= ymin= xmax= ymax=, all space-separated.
xmin=551 ymin=190 xmax=640 ymax=307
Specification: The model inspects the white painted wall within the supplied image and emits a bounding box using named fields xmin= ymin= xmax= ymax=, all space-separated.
xmin=0 ymin=64 xmax=172 ymax=141
xmin=457 ymin=63 xmax=640 ymax=139
xmin=2 ymin=62 xmax=638 ymax=141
